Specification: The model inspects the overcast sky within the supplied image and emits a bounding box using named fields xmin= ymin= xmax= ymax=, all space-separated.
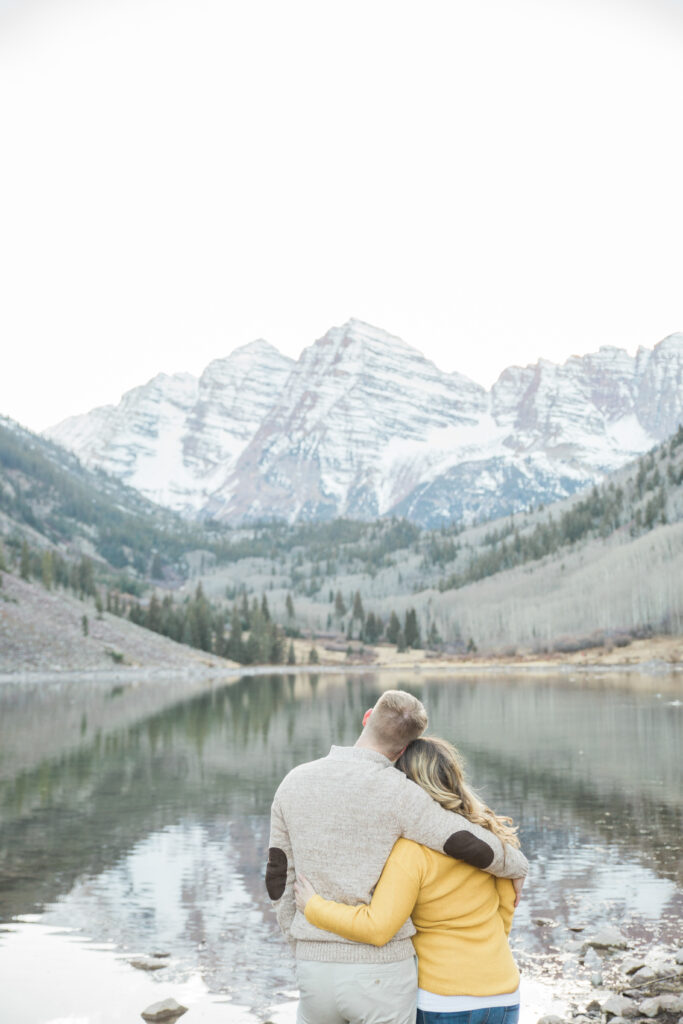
xmin=1 ymin=0 xmax=682 ymax=432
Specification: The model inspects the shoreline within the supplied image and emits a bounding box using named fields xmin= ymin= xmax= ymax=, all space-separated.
xmin=1 ymin=917 xmax=681 ymax=1024
xmin=1 ymin=650 xmax=682 ymax=687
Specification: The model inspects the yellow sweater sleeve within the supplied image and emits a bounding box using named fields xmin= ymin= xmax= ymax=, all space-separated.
xmin=494 ymin=877 xmax=516 ymax=936
xmin=304 ymin=842 xmax=422 ymax=946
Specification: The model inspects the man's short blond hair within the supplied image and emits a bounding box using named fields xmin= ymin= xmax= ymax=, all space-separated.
xmin=366 ymin=690 xmax=428 ymax=756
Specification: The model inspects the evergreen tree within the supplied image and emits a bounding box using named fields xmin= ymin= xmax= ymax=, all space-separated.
xmin=227 ymin=604 xmax=244 ymax=662
xmin=78 ymin=556 xmax=95 ymax=597
xmin=364 ymin=611 xmax=382 ymax=644
xmin=386 ymin=610 xmax=401 ymax=644
xmin=213 ymin=612 xmax=226 ymax=658
xmin=244 ymin=631 xmax=260 ymax=664
xmin=147 ymin=594 xmax=162 ymax=633
xmin=427 ymin=622 xmax=441 ymax=648
xmin=41 ymin=550 xmax=53 ymax=590
xmin=190 ymin=582 xmax=213 ymax=651
xmin=270 ymin=626 xmax=286 ymax=664
xmin=20 ymin=540 xmax=30 ymax=581
xmin=404 ymin=608 xmax=420 ymax=648
xmin=240 ymin=591 xmax=250 ymax=629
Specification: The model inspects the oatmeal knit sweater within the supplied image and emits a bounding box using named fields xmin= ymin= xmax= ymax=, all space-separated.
xmin=267 ymin=746 xmax=528 ymax=964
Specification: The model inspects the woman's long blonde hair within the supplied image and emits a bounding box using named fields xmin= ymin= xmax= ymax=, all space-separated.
xmin=396 ymin=736 xmax=520 ymax=848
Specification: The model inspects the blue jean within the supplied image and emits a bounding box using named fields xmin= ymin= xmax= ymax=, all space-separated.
xmin=416 ymin=1005 xmax=520 ymax=1024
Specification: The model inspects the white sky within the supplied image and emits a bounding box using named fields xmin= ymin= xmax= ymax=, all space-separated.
xmin=1 ymin=0 xmax=682 ymax=432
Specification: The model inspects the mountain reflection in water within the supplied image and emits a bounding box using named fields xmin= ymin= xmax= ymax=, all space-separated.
xmin=0 ymin=670 xmax=681 ymax=1019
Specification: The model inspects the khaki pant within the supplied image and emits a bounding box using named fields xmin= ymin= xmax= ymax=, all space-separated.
xmin=296 ymin=957 xmax=418 ymax=1024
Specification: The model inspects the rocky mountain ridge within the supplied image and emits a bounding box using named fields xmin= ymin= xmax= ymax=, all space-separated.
xmin=46 ymin=320 xmax=683 ymax=526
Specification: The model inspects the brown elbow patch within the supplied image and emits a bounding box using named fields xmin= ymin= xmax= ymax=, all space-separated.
xmin=266 ymin=847 xmax=288 ymax=900
xmin=444 ymin=830 xmax=494 ymax=869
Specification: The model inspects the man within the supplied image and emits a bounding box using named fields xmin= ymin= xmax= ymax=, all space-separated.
xmin=266 ymin=689 xmax=527 ymax=1024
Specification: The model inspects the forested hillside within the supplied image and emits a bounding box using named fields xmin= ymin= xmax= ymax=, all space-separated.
xmin=0 ymin=416 xmax=215 ymax=578
xmin=2 ymin=413 xmax=683 ymax=661
xmin=183 ymin=424 xmax=683 ymax=654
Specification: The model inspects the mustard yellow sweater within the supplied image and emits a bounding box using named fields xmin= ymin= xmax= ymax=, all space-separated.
xmin=304 ymin=838 xmax=519 ymax=997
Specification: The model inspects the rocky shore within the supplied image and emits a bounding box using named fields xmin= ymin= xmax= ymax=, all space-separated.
xmin=538 ymin=929 xmax=683 ymax=1024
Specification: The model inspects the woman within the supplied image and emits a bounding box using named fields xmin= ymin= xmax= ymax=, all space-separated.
xmin=295 ymin=737 xmax=521 ymax=1024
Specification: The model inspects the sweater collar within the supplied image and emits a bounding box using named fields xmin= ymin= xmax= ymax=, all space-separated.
xmin=328 ymin=744 xmax=393 ymax=766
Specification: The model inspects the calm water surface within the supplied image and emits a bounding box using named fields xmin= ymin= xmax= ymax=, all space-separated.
xmin=0 ymin=670 xmax=681 ymax=1023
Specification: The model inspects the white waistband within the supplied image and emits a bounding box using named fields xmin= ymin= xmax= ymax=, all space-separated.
xmin=417 ymin=986 xmax=521 ymax=1011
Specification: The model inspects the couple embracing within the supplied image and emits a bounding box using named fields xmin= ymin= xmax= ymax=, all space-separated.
xmin=266 ymin=689 xmax=527 ymax=1024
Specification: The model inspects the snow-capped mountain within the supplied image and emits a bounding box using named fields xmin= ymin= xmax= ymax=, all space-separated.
xmin=45 ymin=320 xmax=683 ymax=527
xmin=49 ymin=341 xmax=295 ymax=513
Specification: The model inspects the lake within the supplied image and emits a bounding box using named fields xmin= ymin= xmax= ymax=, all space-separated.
xmin=0 ymin=668 xmax=681 ymax=1023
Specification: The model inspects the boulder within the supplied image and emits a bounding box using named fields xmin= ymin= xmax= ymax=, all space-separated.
xmin=585 ymin=926 xmax=629 ymax=950
xmin=141 ymin=998 xmax=188 ymax=1022
xmin=602 ymin=994 xmax=637 ymax=1018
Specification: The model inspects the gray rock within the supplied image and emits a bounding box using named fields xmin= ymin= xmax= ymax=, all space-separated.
xmin=584 ymin=948 xmax=603 ymax=970
xmin=631 ymin=966 xmax=657 ymax=984
xmin=602 ymin=995 xmax=638 ymax=1018
xmin=657 ymin=996 xmax=683 ymax=1013
xmin=141 ymin=998 xmax=188 ymax=1022
xmin=129 ymin=957 xmax=166 ymax=971
xmin=585 ymin=926 xmax=629 ymax=950
xmin=623 ymin=957 xmax=648 ymax=975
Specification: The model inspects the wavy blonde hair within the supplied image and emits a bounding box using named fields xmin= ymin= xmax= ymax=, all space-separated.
xmin=396 ymin=736 xmax=520 ymax=848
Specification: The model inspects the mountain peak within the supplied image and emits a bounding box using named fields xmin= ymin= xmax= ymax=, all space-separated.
xmin=230 ymin=338 xmax=286 ymax=357
xmin=44 ymin=320 xmax=683 ymax=527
